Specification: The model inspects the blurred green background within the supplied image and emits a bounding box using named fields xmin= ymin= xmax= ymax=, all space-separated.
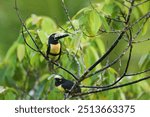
xmin=0 ymin=0 xmax=150 ymax=100
xmin=0 ymin=0 xmax=90 ymax=59
xmin=0 ymin=0 xmax=150 ymax=70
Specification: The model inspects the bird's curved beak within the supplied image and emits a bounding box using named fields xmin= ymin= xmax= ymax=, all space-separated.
xmin=54 ymin=33 xmax=69 ymax=40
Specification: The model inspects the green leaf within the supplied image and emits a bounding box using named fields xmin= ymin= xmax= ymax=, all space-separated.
xmin=105 ymin=0 xmax=114 ymax=4
xmin=142 ymin=22 xmax=149 ymax=35
xmin=138 ymin=0 xmax=150 ymax=15
xmin=73 ymin=7 xmax=90 ymax=19
xmin=71 ymin=20 xmax=80 ymax=29
xmin=139 ymin=81 xmax=150 ymax=92
xmin=47 ymin=88 xmax=64 ymax=100
xmin=99 ymin=15 xmax=110 ymax=31
xmin=0 ymin=60 xmax=17 ymax=87
xmin=4 ymin=90 xmax=17 ymax=100
xmin=17 ymin=44 xmax=25 ymax=62
xmin=95 ymin=37 xmax=105 ymax=55
xmin=70 ymin=56 xmax=81 ymax=75
xmin=4 ymin=42 xmax=18 ymax=61
xmin=85 ymin=10 xmax=102 ymax=35
xmin=103 ymin=3 xmax=114 ymax=15
xmin=84 ymin=45 xmax=102 ymax=69
xmin=0 ymin=86 xmax=6 ymax=94
xmin=31 ymin=14 xmax=42 ymax=26
xmin=138 ymin=53 xmax=150 ymax=69
xmin=37 ymin=30 xmax=48 ymax=44
xmin=41 ymin=17 xmax=57 ymax=34
xmin=108 ymin=67 xmax=119 ymax=76
xmin=0 ymin=64 xmax=7 ymax=85
xmin=35 ymin=81 xmax=46 ymax=99
xmin=30 ymin=53 xmax=40 ymax=67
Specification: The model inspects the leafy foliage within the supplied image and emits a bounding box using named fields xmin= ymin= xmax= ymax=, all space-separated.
xmin=0 ymin=0 xmax=150 ymax=100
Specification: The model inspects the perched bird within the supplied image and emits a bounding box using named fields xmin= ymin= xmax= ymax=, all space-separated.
xmin=54 ymin=75 xmax=81 ymax=95
xmin=46 ymin=33 xmax=69 ymax=71
xmin=46 ymin=33 xmax=69 ymax=61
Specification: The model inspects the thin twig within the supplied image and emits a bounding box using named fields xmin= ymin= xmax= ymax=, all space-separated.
xmin=15 ymin=1 xmax=42 ymax=53
xmin=79 ymin=29 xmax=126 ymax=82
xmin=134 ymin=0 xmax=150 ymax=7
xmin=126 ymin=68 xmax=150 ymax=76
xmin=89 ymin=0 xmax=125 ymax=23
xmin=21 ymin=27 xmax=39 ymax=52
xmin=49 ymin=60 xmax=78 ymax=81
xmin=15 ymin=0 xmax=78 ymax=81
xmin=54 ymin=17 xmax=74 ymax=35
xmin=61 ymin=0 xmax=76 ymax=31
xmin=74 ymin=76 xmax=150 ymax=97
xmin=129 ymin=12 xmax=150 ymax=29
xmin=117 ymin=0 xmax=130 ymax=9
xmin=132 ymin=38 xmax=150 ymax=44
xmin=133 ymin=18 xmax=149 ymax=40
xmin=82 ymin=30 xmax=133 ymax=89
xmin=126 ymin=0 xmax=135 ymax=23
xmin=86 ymin=45 xmax=130 ymax=78
xmin=79 ymin=1 xmax=135 ymax=82
xmin=99 ymin=29 xmax=121 ymax=34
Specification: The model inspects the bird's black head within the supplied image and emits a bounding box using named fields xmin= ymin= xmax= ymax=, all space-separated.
xmin=48 ymin=33 xmax=69 ymax=44
xmin=54 ymin=75 xmax=66 ymax=86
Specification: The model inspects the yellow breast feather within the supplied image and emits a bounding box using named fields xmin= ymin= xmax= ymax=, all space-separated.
xmin=50 ymin=43 xmax=60 ymax=54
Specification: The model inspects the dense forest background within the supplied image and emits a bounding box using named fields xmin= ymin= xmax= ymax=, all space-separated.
xmin=0 ymin=0 xmax=150 ymax=99
xmin=0 ymin=0 xmax=89 ymax=58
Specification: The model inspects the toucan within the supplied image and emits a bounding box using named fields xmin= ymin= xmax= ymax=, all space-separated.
xmin=54 ymin=75 xmax=81 ymax=95
xmin=46 ymin=33 xmax=69 ymax=71
xmin=46 ymin=33 xmax=69 ymax=61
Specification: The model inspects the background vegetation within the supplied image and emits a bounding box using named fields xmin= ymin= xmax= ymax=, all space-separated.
xmin=0 ymin=0 xmax=150 ymax=100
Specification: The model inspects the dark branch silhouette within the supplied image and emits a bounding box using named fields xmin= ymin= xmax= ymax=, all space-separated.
xmin=14 ymin=0 xmax=150 ymax=99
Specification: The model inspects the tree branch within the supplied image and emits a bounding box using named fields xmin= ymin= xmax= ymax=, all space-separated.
xmin=79 ymin=0 xmax=136 ymax=82
xmin=134 ymin=0 xmax=150 ymax=7
xmin=125 ymin=68 xmax=150 ymax=76
xmin=79 ymin=29 xmax=126 ymax=82
xmin=61 ymin=0 xmax=76 ymax=31
xmin=15 ymin=0 xmax=79 ymax=81
xmin=133 ymin=18 xmax=149 ymax=40
xmin=74 ymin=76 xmax=150 ymax=97
xmin=86 ymin=45 xmax=130 ymax=78
xmin=132 ymin=38 xmax=150 ymax=44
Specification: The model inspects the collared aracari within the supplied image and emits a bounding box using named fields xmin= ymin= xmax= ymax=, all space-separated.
xmin=46 ymin=33 xmax=69 ymax=71
xmin=54 ymin=75 xmax=81 ymax=95
xmin=46 ymin=33 xmax=69 ymax=61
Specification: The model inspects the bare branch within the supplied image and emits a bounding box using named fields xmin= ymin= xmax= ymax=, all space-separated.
xmin=49 ymin=60 xmax=79 ymax=81
xmin=89 ymin=0 xmax=125 ymax=23
xmin=129 ymin=12 xmax=150 ymax=29
xmin=126 ymin=0 xmax=135 ymax=23
xmin=15 ymin=0 xmax=79 ymax=81
xmin=21 ymin=27 xmax=39 ymax=52
xmin=15 ymin=0 xmax=46 ymax=58
xmin=86 ymin=45 xmax=130 ymax=78
xmin=132 ymin=38 xmax=150 ymax=44
xmin=134 ymin=0 xmax=150 ymax=7
xmin=61 ymin=0 xmax=76 ymax=31
xmin=126 ymin=68 xmax=150 ymax=76
xmin=133 ymin=18 xmax=149 ymax=40
xmin=82 ymin=30 xmax=133 ymax=89
xmin=117 ymin=0 xmax=130 ymax=9
xmin=79 ymin=0 xmax=136 ymax=82
xmin=99 ymin=29 xmax=121 ymax=34
xmin=74 ymin=76 xmax=150 ymax=97
xmin=54 ymin=17 xmax=74 ymax=35
xmin=79 ymin=30 xmax=126 ymax=82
